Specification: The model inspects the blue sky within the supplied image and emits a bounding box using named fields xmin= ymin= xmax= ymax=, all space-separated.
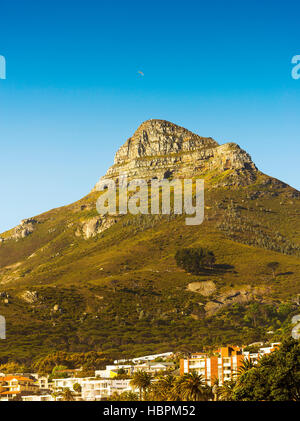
xmin=0 ymin=0 xmax=299 ymax=232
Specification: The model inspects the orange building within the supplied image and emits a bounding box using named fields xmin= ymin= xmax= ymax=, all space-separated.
xmin=180 ymin=346 xmax=244 ymax=385
xmin=0 ymin=376 xmax=39 ymax=399
xmin=180 ymin=343 xmax=281 ymax=385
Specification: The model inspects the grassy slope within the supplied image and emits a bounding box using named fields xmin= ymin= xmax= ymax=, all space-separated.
xmin=0 ymin=175 xmax=299 ymax=364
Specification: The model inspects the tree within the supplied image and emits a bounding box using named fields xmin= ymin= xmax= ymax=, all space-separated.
xmin=148 ymin=374 xmax=176 ymax=401
xmin=51 ymin=391 xmax=62 ymax=401
xmin=267 ymin=262 xmax=279 ymax=279
xmin=73 ymin=382 xmax=82 ymax=393
xmin=175 ymin=248 xmax=216 ymax=275
xmin=115 ymin=368 xmax=130 ymax=379
xmin=34 ymin=351 xmax=111 ymax=375
xmin=130 ymin=371 xmax=152 ymax=400
xmin=108 ymin=391 xmax=139 ymax=401
xmin=0 ymin=362 xmax=27 ymax=374
xmin=120 ymin=391 xmax=139 ymax=401
xmin=233 ymin=338 xmax=300 ymax=401
xmin=202 ymin=252 xmax=216 ymax=269
xmin=237 ymin=357 xmax=255 ymax=375
xmin=175 ymin=371 xmax=211 ymax=401
xmin=219 ymin=379 xmax=236 ymax=401
xmin=50 ymin=365 xmax=69 ymax=380
xmin=212 ymin=378 xmax=220 ymax=401
xmin=245 ymin=302 xmax=260 ymax=327
xmin=61 ymin=387 xmax=75 ymax=401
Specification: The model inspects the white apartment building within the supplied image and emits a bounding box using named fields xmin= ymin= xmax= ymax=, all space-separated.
xmin=81 ymin=379 xmax=133 ymax=401
xmin=114 ymin=352 xmax=173 ymax=364
xmin=33 ymin=375 xmax=49 ymax=390
xmin=52 ymin=377 xmax=94 ymax=391
xmin=96 ymin=361 xmax=174 ymax=378
xmin=243 ymin=342 xmax=281 ymax=364
xmin=22 ymin=395 xmax=55 ymax=402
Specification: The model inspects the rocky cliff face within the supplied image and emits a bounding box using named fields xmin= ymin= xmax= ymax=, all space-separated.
xmin=0 ymin=218 xmax=38 ymax=244
xmin=94 ymin=119 xmax=257 ymax=189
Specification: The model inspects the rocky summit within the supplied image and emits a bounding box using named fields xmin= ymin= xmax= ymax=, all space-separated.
xmin=94 ymin=119 xmax=258 ymax=189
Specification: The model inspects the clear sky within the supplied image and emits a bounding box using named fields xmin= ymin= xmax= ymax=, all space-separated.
xmin=0 ymin=0 xmax=299 ymax=232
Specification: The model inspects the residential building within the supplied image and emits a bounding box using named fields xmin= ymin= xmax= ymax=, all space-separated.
xmin=22 ymin=395 xmax=55 ymax=402
xmin=35 ymin=375 xmax=49 ymax=391
xmin=243 ymin=342 xmax=281 ymax=364
xmin=81 ymin=379 xmax=133 ymax=401
xmin=180 ymin=346 xmax=243 ymax=385
xmin=114 ymin=352 xmax=173 ymax=364
xmin=0 ymin=376 xmax=39 ymax=399
xmin=96 ymin=361 xmax=174 ymax=378
xmin=180 ymin=343 xmax=280 ymax=385
xmin=52 ymin=377 xmax=93 ymax=391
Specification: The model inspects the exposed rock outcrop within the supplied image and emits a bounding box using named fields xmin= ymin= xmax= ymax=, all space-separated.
xmin=11 ymin=218 xmax=38 ymax=241
xmin=187 ymin=281 xmax=216 ymax=296
xmin=21 ymin=290 xmax=39 ymax=304
xmin=204 ymin=285 xmax=270 ymax=316
xmin=76 ymin=216 xmax=118 ymax=239
xmin=93 ymin=119 xmax=257 ymax=189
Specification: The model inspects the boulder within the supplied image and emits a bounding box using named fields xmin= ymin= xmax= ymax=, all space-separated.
xmin=21 ymin=290 xmax=39 ymax=304
xmin=187 ymin=281 xmax=216 ymax=297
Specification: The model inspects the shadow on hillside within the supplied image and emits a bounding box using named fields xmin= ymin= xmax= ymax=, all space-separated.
xmin=214 ymin=264 xmax=235 ymax=271
xmin=197 ymin=264 xmax=235 ymax=275
xmin=277 ymin=271 xmax=293 ymax=276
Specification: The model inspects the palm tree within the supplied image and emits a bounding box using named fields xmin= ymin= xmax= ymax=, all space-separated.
xmin=238 ymin=357 xmax=255 ymax=375
xmin=61 ymin=387 xmax=75 ymax=401
xmin=108 ymin=391 xmax=121 ymax=401
xmin=218 ymin=379 xmax=236 ymax=401
xmin=149 ymin=374 xmax=176 ymax=401
xmin=212 ymin=378 xmax=220 ymax=401
xmin=120 ymin=391 xmax=139 ymax=401
xmin=175 ymin=371 xmax=209 ymax=401
xmin=130 ymin=371 xmax=152 ymax=401
xmin=109 ymin=391 xmax=139 ymax=401
xmin=51 ymin=391 xmax=61 ymax=401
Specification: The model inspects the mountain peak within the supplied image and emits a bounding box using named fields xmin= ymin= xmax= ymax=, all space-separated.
xmin=132 ymin=118 xmax=215 ymax=140
xmin=94 ymin=120 xmax=257 ymax=189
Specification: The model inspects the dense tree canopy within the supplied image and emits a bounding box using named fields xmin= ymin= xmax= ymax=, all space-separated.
xmin=33 ymin=351 xmax=111 ymax=374
xmin=232 ymin=338 xmax=300 ymax=401
xmin=175 ymin=248 xmax=216 ymax=274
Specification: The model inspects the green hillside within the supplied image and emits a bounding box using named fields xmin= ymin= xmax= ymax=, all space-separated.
xmin=0 ymin=170 xmax=299 ymax=365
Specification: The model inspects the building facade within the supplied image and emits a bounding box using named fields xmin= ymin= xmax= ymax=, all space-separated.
xmin=81 ymin=379 xmax=133 ymax=401
xmin=0 ymin=376 xmax=39 ymax=399
xmin=96 ymin=361 xmax=174 ymax=378
xmin=180 ymin=343 xmax=280 ymax=385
